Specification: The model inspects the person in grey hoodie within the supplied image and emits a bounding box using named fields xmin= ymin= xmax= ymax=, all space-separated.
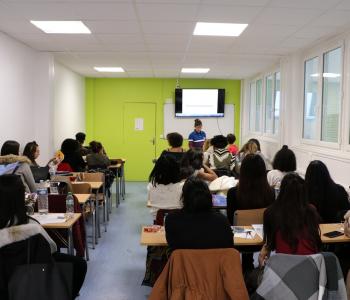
xmin=0 ymin=140 xmax=36 ymax=193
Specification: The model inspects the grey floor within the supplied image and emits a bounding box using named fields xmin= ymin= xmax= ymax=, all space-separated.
xmin=78 ymin=182 xmax=153 ymax=300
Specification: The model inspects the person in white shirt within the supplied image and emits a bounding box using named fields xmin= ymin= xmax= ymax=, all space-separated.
xmin=147 ymin=155 xmax=184 ymax=218
xmin=267 ymin=145 xmax=296 ymax=187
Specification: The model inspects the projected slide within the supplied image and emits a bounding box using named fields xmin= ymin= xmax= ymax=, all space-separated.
xmin=178 ymin=89 xmax=222 ymax=117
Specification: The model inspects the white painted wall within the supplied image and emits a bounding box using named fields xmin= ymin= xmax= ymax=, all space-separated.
xmin=53 ymin=62 xmax=85 ymax=152
xmin=241 ymin=30 xmax=350 ymax=188
xmin=0 ymin=32 xmax=54 ymax=165
xmin=0 ymin=32 xmax=85 ymax=166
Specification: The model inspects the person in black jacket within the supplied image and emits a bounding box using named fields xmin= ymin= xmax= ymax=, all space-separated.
xmin=165 ymin=177 xmax=233 ymax=250
xmin=305 ymin=160 xmax=350 ymax=223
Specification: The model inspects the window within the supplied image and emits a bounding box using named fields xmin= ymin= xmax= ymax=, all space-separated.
xmin=303 ymin=47 xmax=342 ymax=144
xmin=255 ymin=79 xmax=262 ymax=132
xmin=303 ymin=57 xmax=319 ymax=140
xmin=249 ymin=82 xmax=256 ymax=131
xmin=321 ymin=47 xmax=342 ymax=143
xmin=274 ymin=72 xmax=281 ymax=134
xmin=265 ymin=75 xmax=274 ymax=133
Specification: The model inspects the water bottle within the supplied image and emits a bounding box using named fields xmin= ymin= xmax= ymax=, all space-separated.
xmin=48 ymin=163 xmax=56 ymax=179
xmin=274 ymin=180 xmax=281 ymax=199
xmin=66 ymin=192 xmax=74 ymax=219
xmin=37 ymin=180 xmax=48 ymax=214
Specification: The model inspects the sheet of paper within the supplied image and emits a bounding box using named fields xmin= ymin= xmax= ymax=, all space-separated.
xmin=234 ymin=229 xmax=256 ymax=239
xmin=135 ymin=118 xmax=144 ymax=131
xmin=32 ymin=213 xmax=66 ymax=224
xmin=252 ymin=224 xmax=264 ymax=240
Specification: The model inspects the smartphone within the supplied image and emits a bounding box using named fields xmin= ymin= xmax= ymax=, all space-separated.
xmin=323 ymin=231 xmax=344 ymax=238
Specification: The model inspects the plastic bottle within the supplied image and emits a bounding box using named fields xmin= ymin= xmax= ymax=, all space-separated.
xmin=274 ymin=180 xmax=281 ymax=199
xmin=37 ymin=180 xmax=48 ymax=214
xmin=66 ymin=192 xmax=74 ymax=219
xmin=48 ymin=162 xmax=56 ymax=179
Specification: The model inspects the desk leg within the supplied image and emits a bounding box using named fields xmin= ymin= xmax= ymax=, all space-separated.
xmin=68 ymin=227 xmax=74 ymax=255
xmin=81 ymin=205 xmax=89 ymax=261
xmin=92 ymin=200 xmax=96 ymax=249
xmin=116 ymin=175 xmax=120 ymax=207
xmin=121 ymin=164 xmax=125 ymax=200
xmin=95 ymin=189 xmax=101 ymax=239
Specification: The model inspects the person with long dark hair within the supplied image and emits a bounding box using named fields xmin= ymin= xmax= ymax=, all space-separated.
xmin=23 ymin=141 xmax=57 ymax=167
xmin=259 ymin=173 xmax=321 ymax=266
xmin=305 ymin=160 xmax=350 ymax=223
xmin=160 ymin=132 xmax=185 ymax=163
xmin=148 ymin=155 xmax=183 ymax=218
xmin=0 ymin=174 xmax=87 ymax=299
xmin=180 ymin=149 xmax=217 ymax=182
xmin=59 ymin=139 xmax=86 ymax=172
xmin=267 ymin=145 xmax=296 ymax=187
xmin=86 ymin=141 xmax=110 ymax=169
xmin=227 ymin=154 xmax=274 ymax=225
xmin=165 ymin=177 xmax=233 ymax=249
xmin=0 ymin=140 xmax=36 ymax=193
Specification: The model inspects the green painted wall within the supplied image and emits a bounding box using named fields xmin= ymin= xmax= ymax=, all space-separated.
xmin=85 ymin=78 xmax=241 ymax=180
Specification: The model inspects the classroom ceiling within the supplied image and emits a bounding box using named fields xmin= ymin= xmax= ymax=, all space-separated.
xmin=0 ymin=0 xmax=350 ymax=79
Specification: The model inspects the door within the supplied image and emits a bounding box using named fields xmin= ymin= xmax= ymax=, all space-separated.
xmin=123 ymin=102 xmax=156 ymax=181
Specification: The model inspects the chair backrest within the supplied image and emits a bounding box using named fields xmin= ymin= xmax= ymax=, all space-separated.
xmin=233 ymin=208 xmax=266 ymax=226
xmin=81 ymin=172 xmax=104 ymax=183
xmin=155 ymin=209 xmax=180 ymax=226
xmin=149 ymin=248 xmax=249 ymax=300
xmin=71 ymin=182 xmax=92 ymax=194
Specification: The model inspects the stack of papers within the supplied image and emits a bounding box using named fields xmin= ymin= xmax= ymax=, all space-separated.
xmin=252 ymin=224 xmax=264 ymax=239
xmin=32 ymin=213 xmax=66 ymax=224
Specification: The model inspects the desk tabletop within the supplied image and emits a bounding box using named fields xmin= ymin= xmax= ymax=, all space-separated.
xmin=75 ymin=194 xmax=91 ymax=204
xmin=40 ymin=213 xmax=81 ymax=229
xmin=108 ymin=163 xmax=122 ymax=169
xmin=72 ymin=181 xmax=103 ymax=190
xmin=140 ymin=223 xmax=350 ymax=247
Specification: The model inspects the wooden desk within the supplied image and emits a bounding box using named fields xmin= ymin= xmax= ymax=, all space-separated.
xmin=75 ymin=193 xmax=91 ymax=205
xmin=140 ymin=224 xmax=350 ymax=247
xmin=36 ymin=213 xmax=81 ymax=255
xmin=108 ymin=163 xmax=122 ymax=207
xmin=73 ymin=181 xmax=102 ymax=190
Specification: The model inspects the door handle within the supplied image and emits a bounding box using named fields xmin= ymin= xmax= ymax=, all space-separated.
xmin=150 ymin=138 xmax=155 ymax=145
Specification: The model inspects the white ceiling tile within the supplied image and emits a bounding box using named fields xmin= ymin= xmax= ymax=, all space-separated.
xmin=254 ymin=7 xmax=323 ymax=26
xmin=145 ymin=35 xmax=190 ymax=52
xmin=201 ymin=0 xmax=270 ymax=6
xmin=187 ymin=36 xmax=235 ymax=53
xmin=153 ymin=70 xmax=178 ymax=78
xmin=84 ymin=21 xmax=141 ymax=34
xmin=136 ymin=3 xmax=198 ymax=21
xmin=310 ymin=11 xmax=350 ymax=27
xmin=0 ymin=19 xmax=43 ymax=34
xmin=336 ymin=0 xmax=350 ymax=10
xmin=197 ymin=5 xmax=263 ymax=23
xmin=95 ymin=34 xmax=143 ymax=44
xmin=149 ymin=53 xmax=184 ymax=64
xmin=269 ymin=0 xmax=342 ymax=9
xmin=2 ymin=2 xmax=80 ymax=20
xmin=279 ymin=37 xmax=316 ymax=49
xmin=293 ymin=26 xmax=341 ymax=39
xmin=242 ymin=24 xmax=300 ymax=38
xmin=73 ymin=2 xmax=137 ymax=20
xmin=141 ymin=21 xmax=195 ymax=34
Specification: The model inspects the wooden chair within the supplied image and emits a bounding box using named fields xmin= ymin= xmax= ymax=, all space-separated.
xmin=71 ymin=183 xmax=97 ymax=250
xmin=233 ymin=208 xmax=266 ymax=226
xmin=81 ymin=172 xmax=107 ymax=235
xmin=51 ymin=175 xmax=73 ymax=193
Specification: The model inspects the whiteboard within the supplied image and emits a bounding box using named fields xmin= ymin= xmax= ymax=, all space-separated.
xmin=163 ymin=103 xmax=234 ymax=139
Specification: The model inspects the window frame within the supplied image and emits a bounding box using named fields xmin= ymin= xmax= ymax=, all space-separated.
xmin=301 ymin=42 xmax=344 ymax=150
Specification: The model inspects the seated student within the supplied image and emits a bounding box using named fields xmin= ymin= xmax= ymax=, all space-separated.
xmin=160 ymin=132 xmax=185 ymax=163
xmin=227 ymin=154 xmax=274 ymax=226
xmin=259 ymin=173 xmax=321 ymax=267
xmin=267 ymin=145 xmax=296 ymax=187
xmin=0 ymin=174 xmax=87 ymax=299
xmin=86 ymin=141 xmax=110 ymax=169
xmin=203 ymin=138 xmax=213 ymax=166
xmin=180 ymin=149 xmax=217 ymax=182
xmin=75 ymin=132 xmax=89 ymax=156
xmin=0 ymin=140 xmax=36 ymax=193
xmin=227 ymin=133 xmax=238 ymax=155
xmin=208 ymin=135 xmax=235 ymax=175
xmin=23 ymin=141 xmax=58 ymax=167
xmin=305 ymin=160 xmax=350 ymax=223
xmin=59 ymin=139 xmax=86 ymax=172
xmin=165 ymin=177 xmax=233 ymax=250
xmin=147 ymin=155 xmax=183 ymax=218
xmin=248 ymin=138 xmax=271 ymax=170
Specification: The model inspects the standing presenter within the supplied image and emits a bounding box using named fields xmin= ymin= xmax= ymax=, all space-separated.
xmin=188 ymin=119 xmax=206 ymax=150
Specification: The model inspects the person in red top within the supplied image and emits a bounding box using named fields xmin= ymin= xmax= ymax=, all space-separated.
xmin=259 ymin=173 xmax=321 ymax=266
xmin=227 ymin=134 xmax=238 ymax=155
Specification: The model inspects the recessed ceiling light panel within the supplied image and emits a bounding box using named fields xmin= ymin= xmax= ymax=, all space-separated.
xmin=30 ymin=21 xmax=91 ymax=34
xmin=193 ymin=22 xmax=248 ymax=37
xmin=181 ymin=68 xmax=210 ymax=74
xmin=94 ymin=67 xmax=125 ymax=73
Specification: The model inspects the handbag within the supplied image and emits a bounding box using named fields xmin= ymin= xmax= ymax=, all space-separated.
xmin=8 ymin=239 xmax=73 ymax=300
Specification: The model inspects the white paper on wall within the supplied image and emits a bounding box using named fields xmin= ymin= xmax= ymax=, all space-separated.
xmin=135 ymin=118 xmax=144 ymax=131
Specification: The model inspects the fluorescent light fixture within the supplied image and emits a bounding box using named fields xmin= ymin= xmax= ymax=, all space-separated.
xmin=323 ymin=73 xmax=341 ymax=78
xmin=193 ymin=22 xmax=248 ymax=37
xmin=181 ymin=68 xmax=210 ymax=74
xmin=310 ymin=73 xmax=319 ymax=77
xmin=94 ymin=67 xmax=125 ymax=73
xmin=30 ymin=21 xmax=91 ymax=34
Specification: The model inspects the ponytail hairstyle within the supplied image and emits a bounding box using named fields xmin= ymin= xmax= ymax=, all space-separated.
xmin=272 ymin=145 xmax=296 ymax=172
